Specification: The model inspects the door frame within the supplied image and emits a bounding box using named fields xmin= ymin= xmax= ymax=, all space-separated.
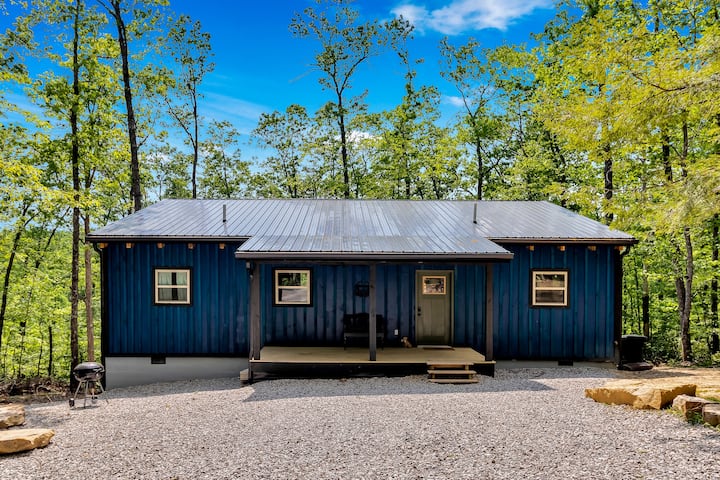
xmin=415 ymin=270 xmax=454 ymax=345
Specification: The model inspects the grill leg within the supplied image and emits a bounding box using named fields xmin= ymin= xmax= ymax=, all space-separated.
xmin=70 ymin=381 xmax=85 ymax=408
xmin=94 ymin=381 xmax=109 ymax=404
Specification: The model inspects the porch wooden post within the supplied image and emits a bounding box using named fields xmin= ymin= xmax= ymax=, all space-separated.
xmin=249 ymin=262 xmax=261 ymax=361
xmin=485 ymin=264 xmax=494 ymax=361
xmin=369 ymin=263 xmax=377 ymax=361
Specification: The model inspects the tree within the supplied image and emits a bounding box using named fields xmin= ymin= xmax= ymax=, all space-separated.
xmin=145 ymin=142 xmax=192 ymax=200
xmin=199 ymin=121 xmax=249 ymax=199
xmin=161 ymin=14 xmax=214 ymax=199
xmin=290 ymin=0 xmax=412 ymax=198
xmin=531 ymin=0 xmax=720 ymax=362
xmin=252 ymin=105 xmax=313 ymax=198
xmin=440 ymin=38 xmax=507 ymax=200
xmin=367 ymin=42 xmax=453 ymax=199
xmin=98 ymin=0 xmax=142 ymax=212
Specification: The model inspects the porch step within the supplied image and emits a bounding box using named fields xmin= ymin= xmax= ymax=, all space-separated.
xmin=429 ymin=378 xmax=479 ymax=384
xmin=427 ymin=362 xmax=479 ymax=384
xmin=428 ymin=363 xmax=474 ymax=370
xmin=427 ymin=369 xmax=477 ymax=375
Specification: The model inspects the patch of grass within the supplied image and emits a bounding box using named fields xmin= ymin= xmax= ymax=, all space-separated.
xmin=685 ymin=411 xmax=705 ymax=425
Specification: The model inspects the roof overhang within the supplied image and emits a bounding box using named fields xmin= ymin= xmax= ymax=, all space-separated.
xmin=86 ymin=235 xmax=250 ymax=244
xmin=491 ymin=237 xmax=638 ymax=246
xmin=235 ymin=251 xmax=514 ymax=262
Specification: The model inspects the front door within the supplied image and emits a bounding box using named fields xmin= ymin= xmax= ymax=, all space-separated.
xmin=415 ymin=270 xmax=453 ymax=345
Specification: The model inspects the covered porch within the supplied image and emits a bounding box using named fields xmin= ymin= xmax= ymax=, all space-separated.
xmin=247 ymin=346 xmax=496 ymax=381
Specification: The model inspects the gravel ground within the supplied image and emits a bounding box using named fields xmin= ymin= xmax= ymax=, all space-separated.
xmin=2 ymin=367 xmax=719 ymax=480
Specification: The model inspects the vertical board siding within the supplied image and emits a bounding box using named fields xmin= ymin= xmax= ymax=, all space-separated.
xmin=261 ymin=264 xmax=370 ymax=345
xmin=259 ymin=263 xmax=489 ymax=351
xmin=106 ymin=242 xmax=248 ymax=355
xmin=453 ymin=265 xmax=487 ymax=348
xmin=105 ymin=243 xmax=617 ymax=359
xmin=493 ymin=244 xmax=617 ymax=360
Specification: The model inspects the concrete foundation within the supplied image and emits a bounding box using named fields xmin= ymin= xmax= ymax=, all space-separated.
xmin=104 ymin=357 xmax=249 ymax=389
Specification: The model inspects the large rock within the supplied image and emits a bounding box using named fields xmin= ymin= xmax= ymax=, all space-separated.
xmin=585 ymin=383 xmax=696 ymax=410
xmin=672 ymin=394 xmax=716 ymax=419
xmin=703 ymin=404 xmax=720 ymax=427
xmin=0 ymin=428 xmax=54 ymax=454
xmin=0 ymin=404 xmax=25 ymax=429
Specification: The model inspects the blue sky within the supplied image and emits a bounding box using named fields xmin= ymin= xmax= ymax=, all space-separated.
xmin=1 ymin=0 xmax=559 ymax=157
xmin=177 ymin=0 xmax=557 ymax=139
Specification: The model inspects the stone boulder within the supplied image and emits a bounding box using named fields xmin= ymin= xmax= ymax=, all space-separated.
xmin=672 ymin=394 xmax=717 ymax=420
xmin=0 ymin=428 xmax=54 ymax=454
xmin=0 ymin=404 xmax=25 ymax=429
xmin=703 ymin=404 xmax=720 ymax=427
xmin=585 ymin=383 xmax=696 ymax=410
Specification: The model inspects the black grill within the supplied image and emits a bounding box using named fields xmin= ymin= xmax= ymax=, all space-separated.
xmin=73 ymin=362 xmax=105 ymax=381
xmin=70 ymin=362 xmax=108 ymax=408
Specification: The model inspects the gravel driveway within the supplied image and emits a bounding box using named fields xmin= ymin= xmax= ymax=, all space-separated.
xmin=2 ymin=367 xmax=719 ymax=479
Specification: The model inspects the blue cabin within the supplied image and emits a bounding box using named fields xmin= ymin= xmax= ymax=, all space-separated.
xmin=88 ymin=199 xmax=635 ymax=387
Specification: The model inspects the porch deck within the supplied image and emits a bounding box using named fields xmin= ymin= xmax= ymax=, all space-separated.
xmin=248 ymin=346 xmax=495 ymax=381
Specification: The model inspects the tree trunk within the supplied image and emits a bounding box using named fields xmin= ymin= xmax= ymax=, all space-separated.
xmin=15 ymin=320 xmax=26 ymax=377
xmin=661 ymin=133 xmax=672 ymax=182
xmin=642 ymin=265 xmax=650 ymax=338
xmin=83 ymin=215 xmax=95 ymax=362
xmin=337 ymin=94 xmax=350 ymax=199
xmin=711 ymin=215 xmax=718 ymax=328
xmin=109 ymin=0 xmax=142 ymax=212
xmin=603 ymin=143 xmax=613 ymax=225
xmin=475 ymin=138 xmax=483 ymax=201
xmin=673 ymin=227 xmax=694 ymax=362
xmin=47 ymin=325 xmax=53 ymax=377
xmin=69 ymin=0 xmax=82 ymax=383
xmin=712 ymin=215 xmax=719 ymax=353
xmin=0 ymin=221 xmax=25 ymax=357
xmin=192 ymin=92 xmax=199 ymax=199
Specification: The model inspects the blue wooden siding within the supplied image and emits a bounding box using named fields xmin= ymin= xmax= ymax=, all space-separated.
xmin=103 ymin=242 xmax=617 ymax=360
xmin=256 ymin=253 xmax=616 ymax=359
xmin=105 ymin=242 xmax=248 ymax=355
xmin=260 ymin=263 xmax=489 ymax=349
xmin=492 ymin=244 xmax=617 ymax=360
xmin=454 ymin=265 xmax=487 ymax=348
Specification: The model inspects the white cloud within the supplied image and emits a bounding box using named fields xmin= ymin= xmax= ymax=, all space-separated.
xmin=443 ymin=95 xmax=466 ymax=107
xmin=392 ymin=0 xmax=553 ymax=35
xmin=201 ymin=92 xmax=271 ymax=134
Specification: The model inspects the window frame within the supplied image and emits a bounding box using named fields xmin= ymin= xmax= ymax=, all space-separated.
xmin=273 ymin=268 xmax=313 ymax=306
xmin=153 ymin=267 xmax=192 ymax=306
xmin=530 ymin=269 xmax=569 ymax=308
xmin=421 ymin=275 xmax=447 ymax=296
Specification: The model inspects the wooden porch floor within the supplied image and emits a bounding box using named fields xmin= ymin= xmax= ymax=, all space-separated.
xmin=258 ymin=346 xmax=487 ymax=363
xmin=248 ymin=346 xmax=495 ymax=381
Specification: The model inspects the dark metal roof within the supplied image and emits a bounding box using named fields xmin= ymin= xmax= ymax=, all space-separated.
xmin=88 ymin=199 xmax=635 ymax=259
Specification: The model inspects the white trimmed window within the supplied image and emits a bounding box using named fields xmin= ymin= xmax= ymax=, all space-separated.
xmin=274 ymin=269 xmax=311 ymax=305
xmin=531 ymin=270 xmax=568 ymax=307
xmin=154 ymin=268 xmax=191 ymax=305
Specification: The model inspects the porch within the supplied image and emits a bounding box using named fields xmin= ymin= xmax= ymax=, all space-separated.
xmin=247 ymin=346 xmax=496 ymax=382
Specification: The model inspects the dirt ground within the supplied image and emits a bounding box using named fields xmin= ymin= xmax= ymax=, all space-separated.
xmin=612 ymin=365 xmax=720 ymax=400
xmin=0 ymin=377 xmax=68 ymax=405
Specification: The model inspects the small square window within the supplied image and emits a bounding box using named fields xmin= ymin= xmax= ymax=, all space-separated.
xmin=274 ymin=269 xmax=312 ymax=305
xmin=154 ymin=268 xmax=191 ymax=305
xmin=422 ymin=276 xmax=446 ymax=295
xmin=531 ymin=270 xmax=568 ymax=307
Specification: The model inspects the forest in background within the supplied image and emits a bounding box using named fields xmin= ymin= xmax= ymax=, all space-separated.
xmin=1 ymin=0 xmax=719 ymax=382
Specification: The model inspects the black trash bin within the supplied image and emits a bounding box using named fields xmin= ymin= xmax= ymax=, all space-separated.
xmin=618 ymin=334 xmax=653 ymax=371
